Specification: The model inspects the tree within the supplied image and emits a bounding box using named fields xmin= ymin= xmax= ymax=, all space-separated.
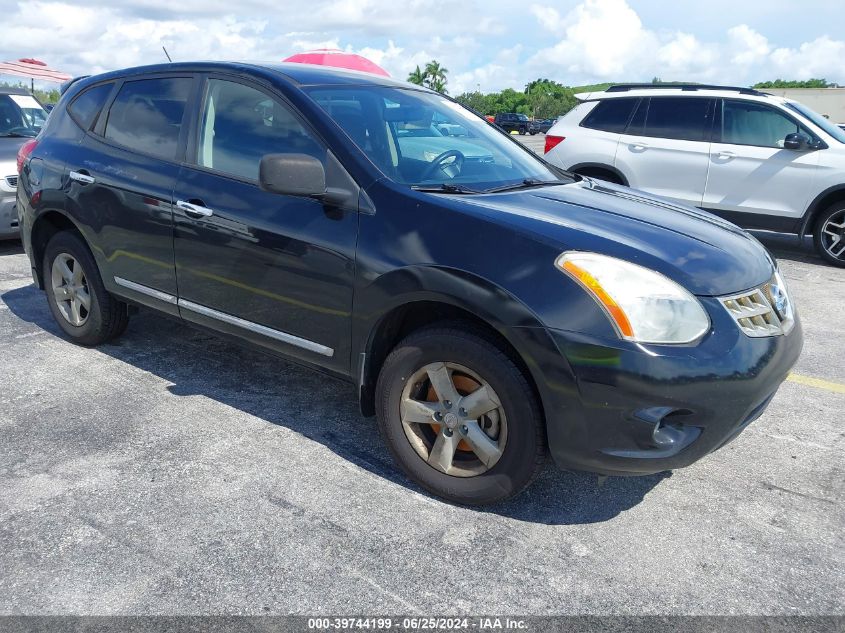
xmin=0 ymin=81 xmax=59 ymax=104
xmin=753 ymin=78 xmax=839 ymax=89
xmin=407 ymin=65 xmax=425 ymax=86
xmin=423 ymin=60 xmax=449 ymax=94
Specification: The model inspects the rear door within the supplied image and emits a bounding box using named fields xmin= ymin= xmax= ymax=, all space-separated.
xmin=702 ymin=98 xmax=821 ymax=230
xmin=560 ymin=97 xmax=638 ymax=174
xmin=172 ymin=76 xmax=359 ymax=373
xmin=615 ymin=96 xmax=714 ymax=206
xmin=69 ymin=75 xmax=196 ymax=315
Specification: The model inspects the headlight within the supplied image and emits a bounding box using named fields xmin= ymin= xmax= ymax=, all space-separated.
xmin=555 ymin=252 xmax=710 ymax=344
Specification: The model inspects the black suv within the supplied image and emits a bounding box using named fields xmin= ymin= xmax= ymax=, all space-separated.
xmin=17 ymin=62 xmax=802 ymax=505
xmin=494 ymin=112 xmax=538 ymax=135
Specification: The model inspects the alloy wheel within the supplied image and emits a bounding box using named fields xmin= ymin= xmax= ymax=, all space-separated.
xmin=821 ymin=209 xmax=845 ymax=261
xmin=50 ymin=253 xmax=90 ymax=327
xmin=400 ymin=362 xmax=508 ymax=477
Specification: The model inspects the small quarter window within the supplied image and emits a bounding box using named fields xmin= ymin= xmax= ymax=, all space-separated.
xmin=67 ymin=83 xmax=113 ymax=131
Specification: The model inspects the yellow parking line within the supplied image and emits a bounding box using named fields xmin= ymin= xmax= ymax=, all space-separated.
xmin=787 ymin=373 xmax=845 ymax=394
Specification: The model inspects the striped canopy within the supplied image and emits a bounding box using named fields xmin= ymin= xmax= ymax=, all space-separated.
xmin=0 ymin=58 xmax=71 ymax=82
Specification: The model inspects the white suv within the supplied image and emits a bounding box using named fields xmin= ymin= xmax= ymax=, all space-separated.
xmin=544 ymin=84 xmax=845 ymax=266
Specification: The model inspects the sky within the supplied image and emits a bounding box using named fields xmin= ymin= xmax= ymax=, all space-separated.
xmin=1 ymin=0 xmax=844 ymax=94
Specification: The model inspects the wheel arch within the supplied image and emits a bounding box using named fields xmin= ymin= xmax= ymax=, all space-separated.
xmin=568 ymin=162 xmax=629 ymax=186
xmin=29 ymin=209 xmax=91 ymax=289
xmin=800 ymin=185 xmax=845 ymax=236
xmin=353 ymin=266 xmax=575 ymax=428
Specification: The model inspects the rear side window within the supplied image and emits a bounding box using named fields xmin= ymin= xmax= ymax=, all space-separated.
xmin=67 ymin=83 xmax=113 ymax=131
xmin=104 ymin=77 xmax=192 ymax=160
xmin=581 ymin=98 xmax=638 ymax=133
xmin=641 ymin=97 xmax=712 ymax=142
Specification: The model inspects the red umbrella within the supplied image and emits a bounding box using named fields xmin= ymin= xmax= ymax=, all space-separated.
xmin=282 ymin=49 xmax=390 ymax=77
xmin=0 ymin=58 xmax=71 ymax=83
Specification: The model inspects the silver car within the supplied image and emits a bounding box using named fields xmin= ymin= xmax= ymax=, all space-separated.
xmin=1 ymin=88 xmax=47 ymax=239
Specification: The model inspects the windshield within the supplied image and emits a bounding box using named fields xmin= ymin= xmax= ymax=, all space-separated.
xmin=784 ymin=100 xmax=845 ymax=144
xmin=306 ymin=86 xmax=562 ymax=190
xmin=0 ymin=93 xmax=46 ymax=138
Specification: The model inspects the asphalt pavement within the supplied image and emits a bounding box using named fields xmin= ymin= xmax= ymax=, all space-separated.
xmin=0 ymin=207 xmax=842 ymax=615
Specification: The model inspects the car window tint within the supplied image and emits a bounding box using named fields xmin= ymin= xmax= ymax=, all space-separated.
xmin=581 ymin=98 xmax=638 ymax=133
xmin=104 ymin=78 xmax=191 ymax=160
xmin=626 ymin=98 xmax=647 ymax=135
xmin=198 ymin=79 xmax=325 ymax=181
xmin=642 ymin=97 xmax=711 ymax=141
xmin=68 ymin=83 xmax=113 ymax=131
xmin=722 ymin=100 xmax=802 ymax=148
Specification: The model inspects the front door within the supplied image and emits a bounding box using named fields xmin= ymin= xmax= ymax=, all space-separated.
xmin=614 ymin=96 xmax=714 ymax=206
xmin=702 ymin=98 xmax=821 ymax=229
xmin=172 ymin=77 xmax=358 ymax=374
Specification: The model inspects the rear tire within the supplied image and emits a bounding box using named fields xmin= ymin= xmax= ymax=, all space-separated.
xmin=375 ymin=324 xmax=544 ymax=505
xmin=43 ymin=231 xmax=129 ymax=345
xmin=813 ymin=202 xmax=845 ymax=267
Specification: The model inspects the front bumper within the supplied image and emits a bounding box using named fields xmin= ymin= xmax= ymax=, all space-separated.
xmin=0 ymin=189 xmax=20 ymax=239
xmin=534 ymin=297 xmax=804 ymax=476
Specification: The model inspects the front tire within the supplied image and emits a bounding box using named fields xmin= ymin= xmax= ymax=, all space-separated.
xmin=375 ymin=324 xmax=544 ymax=505
xmin=813 ymin=202 xmax=845 ymax=267
xmin=518 ymin=127 xmax=526 ymax=135
xmin=43 ymin=231 xmax=129 ymax=345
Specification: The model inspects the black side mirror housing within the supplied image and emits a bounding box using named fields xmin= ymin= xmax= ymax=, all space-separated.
xmin=259 ymin=153 xmax=326 ymax=197
xmin=783 ymin=132 xmax=810 ymax=150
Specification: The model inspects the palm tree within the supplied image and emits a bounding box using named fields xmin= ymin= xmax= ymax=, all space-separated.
xmin=424 ymin=60 xmax=449 ymax=94
xmin=407 ymin=65 xmax=425 ymax=86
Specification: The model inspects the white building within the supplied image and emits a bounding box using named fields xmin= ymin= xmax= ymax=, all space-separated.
xmin=763 ymin=88 xmax=845 ymax=123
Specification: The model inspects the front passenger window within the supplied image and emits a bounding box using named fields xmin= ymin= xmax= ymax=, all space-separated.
xmin=721 ymin=100 xmax=803 ymax=148
xmin=198 ymin=79 xmax=325 ymax=181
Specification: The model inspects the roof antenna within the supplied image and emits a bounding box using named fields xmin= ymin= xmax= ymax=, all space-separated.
xmin=162 ymin=46 xmax=173 ymax=63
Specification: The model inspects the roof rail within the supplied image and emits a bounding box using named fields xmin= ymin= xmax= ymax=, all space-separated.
xmin=605 ymin=83 xmax=768 ymax=96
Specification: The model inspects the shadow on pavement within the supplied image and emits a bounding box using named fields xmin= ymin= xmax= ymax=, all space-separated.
xmin=3 ymin=281 xmax=666 ymax=525
xmin=0 ymin=239 xmax=23 ymax=256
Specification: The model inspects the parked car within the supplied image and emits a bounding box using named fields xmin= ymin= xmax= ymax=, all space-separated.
xmin=1 ymin=87 xmax=48 ymax=239
xmin=432 ymin=112 xmax=468 ymax=137
xmin=544 ymin=84 xmax=845 ymax=266
xmin=537 ymin=118 xmax=556 ymax=133
xmin=494 ymin=112 xmax=539 ymax=135
xmin=18 ymin=63 xmax=802 ymax=505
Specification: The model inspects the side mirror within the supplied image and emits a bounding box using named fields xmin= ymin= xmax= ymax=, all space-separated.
xmin=259 ymin=153 xmax=326 ymax=197
xmin=783 ymin=132 xmax=810 ymax=151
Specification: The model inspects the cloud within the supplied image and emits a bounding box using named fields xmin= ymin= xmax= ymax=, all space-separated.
xmin=1 ymin=0 xmax=844 ymax=94
xmin=526 ymin=0 xmax=845 ymax=86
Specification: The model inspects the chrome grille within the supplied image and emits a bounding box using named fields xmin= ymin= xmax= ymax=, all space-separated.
xmin=720 ymin=275 xmax=795 ymax=338
xmin=5 ymin=176 xmax=17 ymax=188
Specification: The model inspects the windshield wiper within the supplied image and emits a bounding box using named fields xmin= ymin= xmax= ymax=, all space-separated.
xmin=411 ymin=183 xmax=481 ymax=194
xmin=0 ymin=132 xmax=32 ymax=138
xmin=483 ymin=178 xmax=563 ymax=193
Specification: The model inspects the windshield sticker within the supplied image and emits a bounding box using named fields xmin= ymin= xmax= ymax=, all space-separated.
xmin=9 ymin=94 xmax=42 ymax=110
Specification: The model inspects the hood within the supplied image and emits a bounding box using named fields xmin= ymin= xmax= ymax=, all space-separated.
xmin=457 ymin=179 xmax=775 ymax=296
